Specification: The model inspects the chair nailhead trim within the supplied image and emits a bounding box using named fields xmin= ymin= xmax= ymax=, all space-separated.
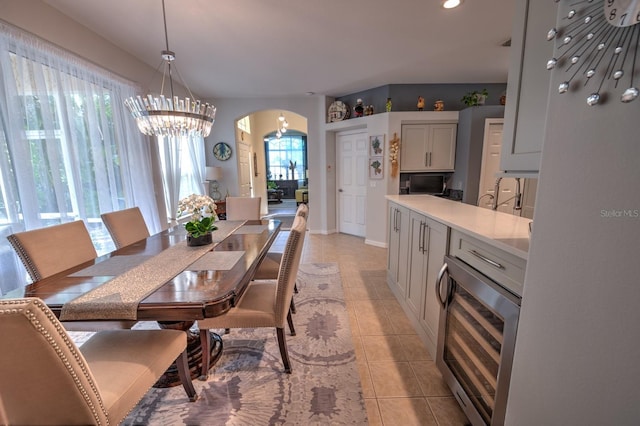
xmin=1 ymin=299 xmax=109 ymax=425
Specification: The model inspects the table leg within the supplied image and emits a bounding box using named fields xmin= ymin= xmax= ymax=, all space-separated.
xmin=153 ymin=320 xmax=223 ymax=387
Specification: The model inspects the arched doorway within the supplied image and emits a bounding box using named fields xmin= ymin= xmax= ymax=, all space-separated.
xmin=234 ymin=109 xmax=308 ymax=219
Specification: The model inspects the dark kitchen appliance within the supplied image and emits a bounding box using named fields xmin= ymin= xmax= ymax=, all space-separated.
xmin=408 ymin=174 xmax=446 ymax=195
xmin=436 ymin=255 xmax=521 ymax=426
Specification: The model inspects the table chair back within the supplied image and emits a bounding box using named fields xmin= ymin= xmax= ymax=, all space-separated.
xmin=101 ymin=207 xmax=150 ymax=248
xmin=226 ymin=196 xmax=261 ymax=220
xmin=7 ymin=220 xmax=97 ymax=282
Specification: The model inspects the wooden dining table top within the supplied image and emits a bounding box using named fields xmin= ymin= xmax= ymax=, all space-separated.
xmin=6 ymin=219 xmax=281 ymax=323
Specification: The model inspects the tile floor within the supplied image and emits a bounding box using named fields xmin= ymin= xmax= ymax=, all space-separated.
xmin=299 ymin=232 xmax=470 ymax=426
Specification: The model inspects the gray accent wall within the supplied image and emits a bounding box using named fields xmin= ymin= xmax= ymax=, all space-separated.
xmin=450 ymin=105 xmax=505 ymax=205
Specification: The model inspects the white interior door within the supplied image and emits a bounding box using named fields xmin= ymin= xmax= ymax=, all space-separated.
xmin=237 ymin=141 xmax=252 ymax=197
xmin=336 ymin=131 xmax=367 ymax=237
xmin=478 ymin=119 xmax=518 ymax=213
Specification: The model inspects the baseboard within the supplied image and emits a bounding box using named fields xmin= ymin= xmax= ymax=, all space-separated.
xmin=364 ymin=239 xmax=387 ymax=248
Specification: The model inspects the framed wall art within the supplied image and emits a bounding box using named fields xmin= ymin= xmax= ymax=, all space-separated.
xmin=369 ymin=157 xmax=383 ymax=179
xmin=369 ymin=134 xmax=385 ymax=156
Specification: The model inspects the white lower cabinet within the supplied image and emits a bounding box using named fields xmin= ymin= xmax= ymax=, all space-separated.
xmin=387 ymin=203 xmax=410 ymax=298
xmin=388 ymin=202 xmax=449 ymax=358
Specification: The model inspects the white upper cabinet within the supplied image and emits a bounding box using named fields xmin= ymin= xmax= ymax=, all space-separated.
xmin=401 ymin=123 xmax=457 ymax=172
xmin=501 ymin=0 xmax=559 ymax=173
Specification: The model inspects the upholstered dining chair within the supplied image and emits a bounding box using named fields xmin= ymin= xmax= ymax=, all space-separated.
xmin=198 ymin=214 xmax=307 ymax=379
xmin=0 ymin=298 xmax=197 ymax=425
xmin=253 ymin=203 xmax=309 ymax=311
xmin=6 ymin=220 xmax=135 ymax=331
xmin=101 ymin=206 xmax=150 ymax=249
xmin=7 ymin=220 xmax=97 ymax=283
xmin=225 ymin=196 xmax=261 ymax=220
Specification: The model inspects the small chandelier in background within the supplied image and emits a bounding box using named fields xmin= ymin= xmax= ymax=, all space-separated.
xmin=275 ymin=113 xmax=289 ymax=139
xmin=124 ymin=0 xmax=216 ymax=137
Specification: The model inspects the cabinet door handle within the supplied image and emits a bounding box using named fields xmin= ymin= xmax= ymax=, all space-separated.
xmin=395 ymin=209 xmax=399 ymax=232
xmin=425 ymin=152 xmax=429 ymax=167
xmin=436 ymin=263 xmax=449 ymax=309
xmin=468 ymin=249 xmax=505 ymax=270
xmin=423 ymin=224 xmax=430 ymax=254
xmin=429 ymin=152 xmax=432 ymax=167
xmin=418 ymin=222 xmax=425 ymax=252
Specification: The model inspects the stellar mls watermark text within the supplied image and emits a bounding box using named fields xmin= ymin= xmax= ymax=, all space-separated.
xmin=600 ymin=209 xmax=639 ymax=218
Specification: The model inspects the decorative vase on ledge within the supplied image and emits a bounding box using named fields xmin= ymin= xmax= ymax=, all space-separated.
xmin=187 ymin=232 xmax=213 ymax=247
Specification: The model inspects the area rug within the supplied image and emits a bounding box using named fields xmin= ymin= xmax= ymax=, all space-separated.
xmin=119 ymin=263 xmax=367 ymax=425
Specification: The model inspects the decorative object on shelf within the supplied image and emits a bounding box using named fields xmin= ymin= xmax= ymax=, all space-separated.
xmin=369 ymin=157 xmax=383 ymax=179
xmin=213 ymin=142 xmax=232 ymax=161
xmin=354 ymin=99 xmax=365 ymax=117
xmin=123 ymin=0 xmax=216 ymax=138
xmin=461 ymin=89 xmax=488 ymax=106
xmin=206 ymin=166 xmax=223 ymax=200
xmin=417 ymin=96 xmax=425 ymax=111
xmin=500 ymin=92 xmax=507 ymax=105
xmin=289 ymin=160 xmax=297 ymax=180
xmin=327 ymin=101 xmax=350 ymax=122
xmin=369 ymin=134 xmax=385 ymax=156
xmin=434 ymin=99 xmax=445 ymax=111
xmin=177 ymin=194 xmax=218 ymax=246
xmin=386 ymin=98 xmax=392 ymax=112
xmin=547 ymin=0 xmax=640 ymax=105
xmin=365 ymin=105 xmax=374 ymax=115
xmin=389 ymin=132 xmax=400 ymax=178
xmin=275 ymin=113 xmax=289 ymax=138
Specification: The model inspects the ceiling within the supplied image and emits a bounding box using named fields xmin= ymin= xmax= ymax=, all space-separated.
xmin=43 ymin=0 xmax=515 ymax=99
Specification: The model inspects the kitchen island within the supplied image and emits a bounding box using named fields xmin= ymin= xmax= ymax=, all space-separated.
xmin=386 ymin=194 xmax=531 ymax=358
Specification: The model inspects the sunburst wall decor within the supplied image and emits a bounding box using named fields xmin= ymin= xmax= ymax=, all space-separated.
xmin=547 ymin=0 xmax=640 ymax=105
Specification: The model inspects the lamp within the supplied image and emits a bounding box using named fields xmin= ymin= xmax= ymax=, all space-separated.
xmin=442 ymin=0 xmax=462 ymax=9
xmin=206 ymin=166 xmax=223 ymax=201
xmin=124 ymin=0 xmax=216 ymax=138
xmin=275 ymin=113 xmax=289 ymax=139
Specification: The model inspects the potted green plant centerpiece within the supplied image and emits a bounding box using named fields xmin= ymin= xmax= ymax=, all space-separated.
xmin=461 ymin=88 xmax=489 ymax=107
xmin=177 ymin=194 xmax=218 ymax=246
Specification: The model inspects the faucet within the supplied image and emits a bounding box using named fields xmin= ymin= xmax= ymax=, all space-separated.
xmin=492 ymin=177 xmax=523 ymax=211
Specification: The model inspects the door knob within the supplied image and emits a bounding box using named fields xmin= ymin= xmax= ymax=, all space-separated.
xmin=338 ymin=189 xmax=344 ymax=192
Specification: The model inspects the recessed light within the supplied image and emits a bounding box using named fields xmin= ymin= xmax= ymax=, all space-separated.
xmin=442 ymin=0 xmax=462 ymax=9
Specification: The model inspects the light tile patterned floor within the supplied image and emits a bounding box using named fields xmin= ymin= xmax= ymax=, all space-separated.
xmin=300 ymin=232 xmax=470 ymax=426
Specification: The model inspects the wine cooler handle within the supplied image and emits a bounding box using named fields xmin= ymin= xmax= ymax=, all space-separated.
xmin=436 ymin=263 xmax=449 ymax=309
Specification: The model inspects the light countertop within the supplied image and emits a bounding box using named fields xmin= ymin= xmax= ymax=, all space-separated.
xmin=386 ymin=195 xmax=531 ymax=260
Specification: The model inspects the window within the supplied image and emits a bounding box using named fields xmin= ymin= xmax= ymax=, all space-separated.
xmin=237 ymin=115 xmax=251 ymax=134
xmin=0 ymin=23 xmax=159 ymax=293
xmin=265 ymin=133 xmax=307 ymax=182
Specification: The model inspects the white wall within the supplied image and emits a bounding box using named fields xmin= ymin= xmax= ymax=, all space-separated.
xmin=505 ymin=6 xmax=640 ymax=425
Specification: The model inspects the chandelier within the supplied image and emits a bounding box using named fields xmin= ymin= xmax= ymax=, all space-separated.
xmin=275 ymin=113 xmax=289 ymax=139
xmin=124 ymin=0 xmax=216 ymax=138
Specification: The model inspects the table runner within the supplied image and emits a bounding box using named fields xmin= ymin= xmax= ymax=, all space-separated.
xmin=185 ymin=251 xmax=245 ymax=271
xmin=60 ymin=220 xmax=246 ymax=321
xmin=233 ymin=224 xmax=269 ymax=234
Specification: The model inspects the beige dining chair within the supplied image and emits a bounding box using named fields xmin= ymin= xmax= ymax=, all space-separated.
xmin=6 ymin=220 xmax=135 ymax=331
xmin=7 ymin=220 xmax=97 ymax=283
xmin=253 ymin=203 xmax=308 ymax=312
xmin=198 ymin=214 xmax=307 ymax=379
xmin=0 ymin=297 xmax=197 ymax=425
xmin=225 ymin=196 xmax=261 ymax=220
xmin=101 ymin=206 xmax=150 ymax=249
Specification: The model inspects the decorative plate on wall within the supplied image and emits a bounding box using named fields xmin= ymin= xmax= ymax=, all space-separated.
xmin=213 ymin=142 xmax=232 ymax=161
xmin=327 ymin=101 xmax=351 ymax=122
xmin=547 ymin=0 xmax=640 ymax=105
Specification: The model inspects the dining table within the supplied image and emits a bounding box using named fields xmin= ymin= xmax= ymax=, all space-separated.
xmin=3 ymin=218 xmax=282 ymax=386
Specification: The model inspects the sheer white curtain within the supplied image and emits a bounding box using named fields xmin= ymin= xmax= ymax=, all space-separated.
xmin=0 ymin=22 xmax=161 ymax=294
xmin=158 ymin=133 xmax=207 ymax=225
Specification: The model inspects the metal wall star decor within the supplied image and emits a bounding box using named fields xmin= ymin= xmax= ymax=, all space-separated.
xmin=547 ymin=0 xmax=640 ymax=105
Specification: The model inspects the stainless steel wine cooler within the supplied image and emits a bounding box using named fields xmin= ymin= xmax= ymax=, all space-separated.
xmin=436 ymin=255 xmax=521 ymax=426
